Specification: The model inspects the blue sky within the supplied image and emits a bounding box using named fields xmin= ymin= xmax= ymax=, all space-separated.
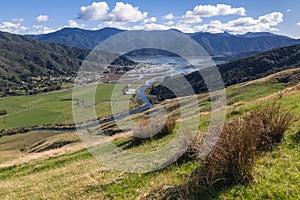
xmin=0 ymin=0 xmax=299 ymax=38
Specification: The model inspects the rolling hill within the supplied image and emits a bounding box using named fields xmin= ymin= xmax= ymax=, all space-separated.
xmin=150 ymin=43 xmax=300 ymax=101
xmin=0 ymin=31 xmax=133 ymax=88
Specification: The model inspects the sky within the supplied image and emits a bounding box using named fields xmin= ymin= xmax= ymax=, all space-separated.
xmin=0 ymin=0 xmax=300 ymax=38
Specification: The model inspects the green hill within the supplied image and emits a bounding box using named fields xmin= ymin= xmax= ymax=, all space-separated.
xmin=151 ymin=43 xmax=300 ymax=100
xmin=0 ymin=31 xmax=133 ymax=90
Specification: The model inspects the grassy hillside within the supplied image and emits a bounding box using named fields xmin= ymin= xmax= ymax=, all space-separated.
xmin=0 ymin=31 xmax=133 ymax=90
xmin=0 ymin=68 xmax=299 ymax=199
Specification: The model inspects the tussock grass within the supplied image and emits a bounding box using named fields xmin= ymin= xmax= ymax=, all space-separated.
xmin=250 ymin=103 xmax=295 ymax=151
xmin=129 ymin=117 xmax=176 ymax=147
xmin=202 ymin=103 xmax=294 ymax=185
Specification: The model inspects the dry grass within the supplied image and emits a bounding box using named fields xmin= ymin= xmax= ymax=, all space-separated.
xmin=198 ymin=103 xmax=294 ymax=186
xmin=249 ymin=103 xmax=295 ymax=151
xmin=130 ymin=117 xmax=176 ymax=147
xmin=202 ymin=117 xmax=260 ymax=185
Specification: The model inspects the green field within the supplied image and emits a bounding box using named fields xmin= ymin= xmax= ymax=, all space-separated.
xmin=0 ymin=83 xmax=137 ymax=129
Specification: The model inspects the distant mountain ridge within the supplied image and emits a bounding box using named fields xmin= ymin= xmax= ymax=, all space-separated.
xmin=27 ymin=28 xmax=300 ymax=58
xmin=189 ymin=31 xmax=300 ymax=56
xmin=27 ymin=28 xmax=125 ymax=50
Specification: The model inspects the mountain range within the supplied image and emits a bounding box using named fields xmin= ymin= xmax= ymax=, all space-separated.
xmin=27 ymin=28 xmax=300 ymax=58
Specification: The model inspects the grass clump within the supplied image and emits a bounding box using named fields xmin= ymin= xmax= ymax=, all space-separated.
xmin=251 ymin=103 xmax=295 ymax=151
xmin=202 ymin=117 xmax=260 ymax=185
xmin=202 ymin=103 xmax=294 ymax=185
xmin=129 ymin=117 xmax=176 ymax=147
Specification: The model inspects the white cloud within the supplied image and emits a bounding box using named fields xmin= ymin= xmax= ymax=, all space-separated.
xmin=172 ymin=23 xmax=195 ymax=33
xmin=258 ymin=12 xmax=283 ymax=26
xmin=30 ymin=25 xmax=58 ymax=34
xmin=287 ymin=9 xmax=292 ymax=13
xmin=130 ymin=22 xmax=193 ymax=33
xmin=127 ymin=11 xmax=283 ymax=34
xmin=78 ymin=2 xmax=109 ymax=21
xmin=12 ymin=18 xmax=24 ymax=23
xmin=179 ymin=4 xmax=245 ymax=24
xmin=144 ymin=17 xmax=157 ymax=23
xmin=297 ymin=22 xmax=300 ymax=26
xmin=36 ymin=15 xmax=49 ymax=22
xmin=194 ymin=12 xmax=283 ymax=34
xmin=106 ymin=2 xmax=148 ymax=23
xmin=132 ymin=23 xmax=170 ymax=31
xmin=193 ymin=4 xmax=246 ymax=17
xmin=0 ymin=21 xmax=28 ymax=34
xmin=166 ymin=21 xmax=175 ymax=26
xmin=163 ymin=13 xmax=175 ymax=20
xmin=99 ymin=21 xmax=128 ymax=29
xmin=78 ymin=2 xmax=147 ymax=23
xmin=66 ymin=20 xmax=86 ymax=28
xmin=88 ymin=12 xmax=282 ymax=34
xmin=180 ymin=11 xmax=202 ymax=24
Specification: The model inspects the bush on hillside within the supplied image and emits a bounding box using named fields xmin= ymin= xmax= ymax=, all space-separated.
xmin=0 ymin=109 xmax=7 ymax=116
xmin=248 ymin=103 xmax=294 ymax=151
xmin=130 ymin=117 xmax=176 ymax=146
xmin=200 ymin=103 xmax=294 ymax=185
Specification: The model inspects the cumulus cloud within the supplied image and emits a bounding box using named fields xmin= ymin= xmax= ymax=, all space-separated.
xmin=78 ymin=2 xmax=147 ymax=23
xmin=99 ymin=21 xmax=128 ymax=29
xmin=66 ymin=20 xmax=86 ymax=28
xmin=297 ymin=22 xmax=300 ymax=26
xmin=132 ymin=23 xmax=170 ymax=31
xmin=166 ymin=21 xmax=175 ymax=26
xmin=30 ymin=25 xmax=58 ymax=34
xmin=0 ymin=21 xmax=28 ymax=34
xmin=180 ymin=11 xmax=202 ymax=24
xmin=36 ymin=15 xmax=49 ymax=22
xmin=106 ymin=2 xmax=147 ymax=22
xmin=194 ymin=12 xmax=283 ymax=34
xmin=12 ymin=18 xmax=24 ymax=23
xmin=193 ymin=4 xmax=246 ymax=17
xmin=179 ymin=4 xmax=245 ymax=24
xmin=144 ymin=17 xmax=157 ymax=23
xmin=163 ymin=13 xmax=175 ymax=20
xmin=126 ymin=12 xmax=283 ymax=34
xmin=78 ymin=2 xmax=109 ymax=21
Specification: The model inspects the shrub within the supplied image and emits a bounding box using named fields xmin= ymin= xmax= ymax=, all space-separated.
xmin=130 ymin=117 xmax=176 ymax=146
xmin=201 ymin=103 xmax=294 ymax=185
xmin=202 ymin=117 xmax=261 ymax=185
xmin=0 ymin=109 xmax=7 ymax=116
xmin=248 ymin=103 xmax=294 ymax=151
